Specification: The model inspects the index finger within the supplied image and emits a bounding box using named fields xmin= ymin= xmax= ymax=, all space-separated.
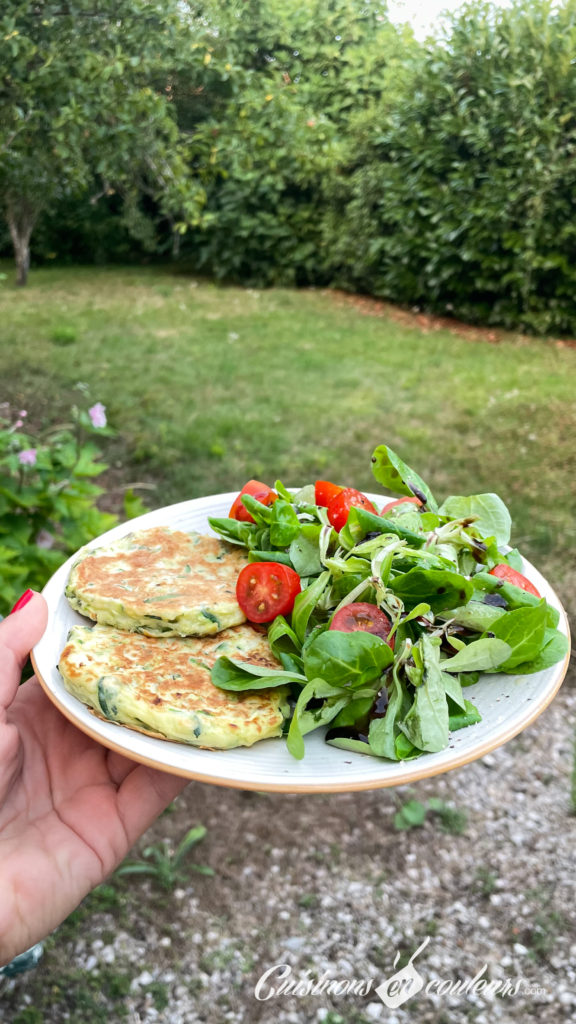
xmin=0 ymin=593 xmax=48 ymax=710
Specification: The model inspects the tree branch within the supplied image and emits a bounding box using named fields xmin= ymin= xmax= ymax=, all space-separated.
xmin=0 ymin=112 xmax=34 ymax=155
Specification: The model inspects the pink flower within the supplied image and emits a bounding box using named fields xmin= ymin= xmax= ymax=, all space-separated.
xmin=18 ymin=448 xmax=37 ymax=466
xmin=14 ymin=419 xmax=23 ymax=429
xmin=88 ymin=402 xmax=107 ymax=429
xmin=35 ymin=529 xmax=54 ymax=549
xmin=19 ymin=410 xmax=27 ymax=418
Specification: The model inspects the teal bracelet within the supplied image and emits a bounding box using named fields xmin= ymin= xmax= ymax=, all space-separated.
xmin=0 ymin=943 xmax=44 ymax=978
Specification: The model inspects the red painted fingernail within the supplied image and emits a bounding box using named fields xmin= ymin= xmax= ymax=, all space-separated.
xmin=10 ymin=589 xmax=35 ymax=614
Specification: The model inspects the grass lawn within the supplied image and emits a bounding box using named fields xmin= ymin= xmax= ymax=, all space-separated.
xmin=1 ymin=262 xmax=575 ymax=613
xmin=1 ymin=263 xmax=575 ymax=1023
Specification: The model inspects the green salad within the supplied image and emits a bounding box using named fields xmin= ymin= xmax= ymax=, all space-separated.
xmin=208 ymin=444 xmax=568 ymax=762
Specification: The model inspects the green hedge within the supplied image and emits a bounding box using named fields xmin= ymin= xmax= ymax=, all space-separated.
xmin=181 ymin=92 xmax=334 ymax=286
xmin=8 ymin=0 xmax=576 ymax=335
xmin=322 ymin=0 xmax=576 ymax=334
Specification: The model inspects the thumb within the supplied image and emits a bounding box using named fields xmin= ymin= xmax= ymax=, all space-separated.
xmin=0 ymin=592 xmax=48 ymax=709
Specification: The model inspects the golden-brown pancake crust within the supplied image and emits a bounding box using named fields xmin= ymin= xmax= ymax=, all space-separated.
xmin=59 ymin=623 xmax=289 ymax=749
xmin=65 ymin=527 xmax=249 ymax=636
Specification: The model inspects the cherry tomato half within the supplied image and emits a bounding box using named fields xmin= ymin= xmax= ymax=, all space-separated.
xmin=315 ymin=479 xmax=343 ymax=507
xmin=236 ymin=562 xmax=302 ymax=623
xmin=381 ymin=496 xmax=422 ymax=513
xmin=327 ymin=487 xmax=377 ymax=532
xmin=229 ymin=479 xmax=277 ymax=523
xmin=489 ymin=563 xmax=541 ymax=598
xmin=330 ymin=602 xmax=395 ymax=649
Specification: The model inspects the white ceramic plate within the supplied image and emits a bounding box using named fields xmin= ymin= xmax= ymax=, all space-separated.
xmin=32 ymin=492 xmax=571 ymax=793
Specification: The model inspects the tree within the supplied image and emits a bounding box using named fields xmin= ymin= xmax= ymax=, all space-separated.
xmin=322 ymin=0 xmax=576 ymax=333
xmin=174 ymin=0 xmax=412 ymax=284
xmin=190 ymin=0 xmax=408 ymax=121
xmin=0 ymin=0 xmax=207 ymax=284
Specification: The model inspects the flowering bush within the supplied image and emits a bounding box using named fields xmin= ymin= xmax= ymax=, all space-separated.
xmin=0 ymin=400 xmax=119 ymax=615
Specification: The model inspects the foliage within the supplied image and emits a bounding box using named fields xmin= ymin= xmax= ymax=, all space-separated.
xmin=5 ymin=1 xmax=576 ymax=330
xmin=115 ymin=825 xmax=214 ymax=890
xmin=177 ymin=0 xmax=409 ymax=284
xmin=0 ymin=0 xmax=211 ymax=283
xmin=14 ymin=191 xmax=161 ymax=267
xmin=194 ymin=0 xmax=398 ymax=116
xmin=184 ymin=88 xmax=336 ymax=286
xmin=3 ymin=265 xmax=575 ymax=610
xmin=473 ymin=866 xmax=498 ymax=896
xmin=393 ymin=796 xmax=468 ymax=834
xmin=0 ymin=399 xmax=117 ymax=615
xmin=324 ymin=0 xmax=576 ymax=334
xmin=6 ymin=0 xmax=412 ymax=286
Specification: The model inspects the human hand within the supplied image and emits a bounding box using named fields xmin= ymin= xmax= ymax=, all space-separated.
xmin=0 ymin=591 xmax=187 ymax=965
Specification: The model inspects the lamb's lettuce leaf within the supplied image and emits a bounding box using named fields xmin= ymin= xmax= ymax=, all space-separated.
xmin=303 ymin=630 xmax=393 ymax=687
xmin=471 ymin=572 xmax=559 ymax=628
xmin=289 ymin=523 xmax=324 ymax=576
xmin=211 ymin=657 xmax=305 ymax=691
xmin=439 ymin=493 xmax=511 ymax=547
xmin=292 ymin=571 xmax=330 ymax=643
xmin=388 ymin=567 xmax=474 ymax=612
xmin=448 ymin=699 xmax=482 ymax=731
xmin=483 ymin=602 xmax=548 ymax=671
xmin=340 ymin=506 xmax=426 ymax=549
xmin=269 ymin=499 xmax=301 ymax=546
xmin=505 ymin=627 xmax=568 ymax=675
xmin=207 ymin=517 xmax=261 ymax=547
xmin=267 ymin=614 xmax=303 ymax=672
xmin=397 ymin=636 xmax=450 ymax=753
xmin=438 ymin=600 xmax=506 ymax=633
xmin=286 ymin=679 xmax=353 ymax=759
xmin=368 ymin=672 xmax=411 ymax=760
xmin=442 ymin=637 xmax=512 ymax=673
xmin=371 ymin=444 xmax=439 ymax=511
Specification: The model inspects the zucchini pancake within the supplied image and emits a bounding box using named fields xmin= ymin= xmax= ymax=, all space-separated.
xmin=59 ymin=623 xmax=289 ymax=749
xmin=65 ymin=526 xmax=249 ymax=637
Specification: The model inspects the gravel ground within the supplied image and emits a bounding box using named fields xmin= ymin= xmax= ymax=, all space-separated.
xmin=2 ymin=663 xmax=575 ymax=1024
